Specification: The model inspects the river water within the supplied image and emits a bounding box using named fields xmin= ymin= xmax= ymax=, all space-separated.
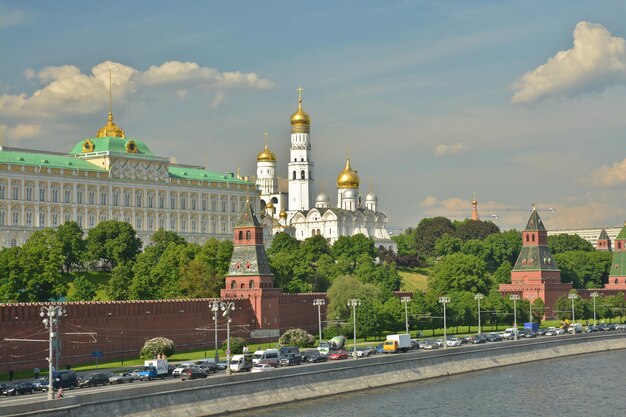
xmin=228 ymin=349 xmax=626 ymax=417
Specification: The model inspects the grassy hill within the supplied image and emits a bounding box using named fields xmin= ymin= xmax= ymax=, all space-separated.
xmin=398 ymin=268 xmax=430 ymax=292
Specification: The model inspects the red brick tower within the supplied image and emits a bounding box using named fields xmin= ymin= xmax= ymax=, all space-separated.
xmin=597 ymin=228 xmax=612 ymax=252
xmin=606 ymin=223 xmax=626 ymax=289
xmin=499 ymin=206 xmax=571 ymax=317
xmin=221 ymin=200 xmax=281 ymax=339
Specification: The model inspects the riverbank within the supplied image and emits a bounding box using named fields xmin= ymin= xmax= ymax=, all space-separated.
xmin=2 ymin=333 xmax=625 ymax=417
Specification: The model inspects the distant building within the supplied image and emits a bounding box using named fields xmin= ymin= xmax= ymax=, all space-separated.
xmin=547 ymin=226 xmax=621 ymax=250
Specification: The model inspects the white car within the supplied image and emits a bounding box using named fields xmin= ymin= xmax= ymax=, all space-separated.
xmin=172 ymin=362 xmax=194 ymax=378
xmin=251 ymin=363 xmax=275 ymax=373
xmin=446 ymin=338 xmax=462 ymax=347
xmin=356 ymin=346 xmax=374 ymax=357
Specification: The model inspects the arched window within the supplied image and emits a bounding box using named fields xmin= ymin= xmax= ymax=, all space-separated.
xmin=240 ymin=283 xmax=245 ymax=289
xmin=301 ymin=158 xmax=304 ymax=162
xmin=525 ymin=235 xmax=529 ymax=242
xmin=249 ymin=280 xmax=255 ymax=289
xmin=532 ymin=234 xmax=535 ymax=242
xmin=292 ymin=171 xmax=296 ymax=180
xmin=231 ymin=280 xmax=236 ymax=289
xmin=301 ymin=170 xmax=305 ymax=180
xmin=615 ymin=278 xmax=619 ymax=284
xmin=311 ymin=230 xmax=315 ymax=237
xmin=317 ymin=229 xmax=321 ymax=235
xmin=246 ymin=230 xmax=251 ymax=240
xmin=238 ymin=231 xmax=243 ymax=240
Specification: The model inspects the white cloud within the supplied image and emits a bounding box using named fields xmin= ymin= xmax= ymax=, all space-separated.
xmin=1 ymin=123 xmax=42 ymax=144
xmin=584 ymin=158 xmax=626 ymax=187
xmin=512 ymin=22 xmax=626 ymax=103
xmin=0 ymin=8 xmax=29 ymax=28
xmin=0 ymin=60 xmax=274 ymax=118
xmin=433 ymin=142 xmax=468 ymax=157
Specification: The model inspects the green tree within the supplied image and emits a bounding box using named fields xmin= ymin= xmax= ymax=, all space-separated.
xmin=434 ymin=233 xmax=462 ymax=256
xmin=414 ymin=217 xmax=455 ymax=257
xmin=454 ymin=219 xmax=500 ymax=241
xmin=70 ymin=275 xmax=96 ymax=301
xmin=86 ymin=220 xmax=142 ymax=268
xmin=332 ymin=234 xmax=377 ymax=263
xmin=548 ymin=234 xmax=594 ymax=254
xmin=278 ymin=328 xmax=316 ymax=347
xmin=555 ymin=251 xmax=612 ymax=288
xmin=180 ymin=258 xmax=223 ymax=298
xmin=107 ymin=262 xmax=133 ymax=300
xmin=56 ymin=221 xmax=86 ymax=273
xmin=267 ymin=232 xmax=299 ymax=257
xmin=222 ymin=337 xmax=246 ymax=354
xmin=326 ymin=275 xmax=382 ymax=320
xmin=492 ymin=261 xmax=512 ymax=286
xmin=140 ymin=337 xmax=176 ymax=359
xmin=0 ymin=247 xmax=26 ymax=302
xmin=300 ymin=234 xmax=331 ymax=264
xmin=20 ymin=229 xmax=66 ymax=301
xmin=430 ymin=253 xmax=490 ymax=295
xmin=482 ymin=232 xmax=519 ymax=272
xmin=354 ymin=299 xmax=385 ymax=340
xmin=151 ymin=229 xmax=187 ymax=250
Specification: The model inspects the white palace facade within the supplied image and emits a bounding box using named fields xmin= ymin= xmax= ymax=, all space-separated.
xmin=0 ymin=111 xmax=256 ymax=247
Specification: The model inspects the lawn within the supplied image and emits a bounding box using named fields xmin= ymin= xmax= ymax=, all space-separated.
xmin=399 ymin=268 xmax=430 ymax=292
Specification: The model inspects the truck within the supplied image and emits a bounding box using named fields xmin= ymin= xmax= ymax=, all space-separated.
xmin=383 ymin=334 xmax=411 ymax=353
xmin=568 ymin=323 xmax=583 ymax=334
xmin=136 ymin=359 xmax=169 ymax=380
xmin=317 ymin=336 xmax=346 ymax=355
xmin=230 ymin=354 xmax=254 ymax=372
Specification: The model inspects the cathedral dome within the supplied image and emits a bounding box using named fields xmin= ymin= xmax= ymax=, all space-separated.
xmin=279 ymin=209 xmax=288 ymax=219
xmin=343 ymin=189 xmax=358 ymax=199
xmin=365 ymin=191 xmax=378 ymax=202
xmin=257 ymin=143 xmax=276 ymax=162
xmin=96 ymin=112 xmax=126 ymax=138
xmin=266 ymin=202 xmax=274 ymax=209
xmin=336 ymin=158 xmax=360 ymax=189
xmin=316 ymin=191 xmax=330 ymax=203
xmin=290 ymin=88 xmax=310 ymax=133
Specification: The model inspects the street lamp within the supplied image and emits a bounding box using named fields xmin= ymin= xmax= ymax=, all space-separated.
xmin=313 ymin=299 xmax=325 ymax=344
xmin=590 ymin=292 xmax=600 ymax=326
xmin=347 ymin=299 xmax=361 ymax=359
xmin=568 ymin=293 xmax=578 ymax=323
xmin=40 ymin=305 xmax=66 ymax=401
xmin=510 ymin=295 xmax=520 ymax=341
xmin=401 ymin=296 xmax=411 ymax=335
xmin=474 ymin=293 xmax=484 ymax=334
xmin=439 ymin=296 xmax=450 ymax=349
xmin=120 ymin=331 xmax=125 ymax=366
xmin=220 ymin=301 xmax=236 ymax=375
xmin=527 ymin=294 xmax=535 ymax=323
xmin=210 ymin=301 xmax=221 ymax=364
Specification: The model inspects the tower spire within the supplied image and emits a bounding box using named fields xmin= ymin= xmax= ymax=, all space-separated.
xmin=471 ymin=192 xmax=479 ymax=221
xmin=96 ymin=67 xmax=126 ymax=138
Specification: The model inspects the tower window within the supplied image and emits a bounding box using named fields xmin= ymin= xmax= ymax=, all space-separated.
xmin=301 ymin=170 xmax=305 ymax=180
xmin=246 ymin=230 xmax=251 ymax=240
xmin=292 ymin=171 xmax=296 ymax=180
xmin=238 ymin=231 xmax=243 ymax=240
xmin=301 ymin=158 xmax=304 ymax=162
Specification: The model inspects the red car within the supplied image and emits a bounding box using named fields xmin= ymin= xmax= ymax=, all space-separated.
xmin=328 ymin=350 xmax=349 ymax=360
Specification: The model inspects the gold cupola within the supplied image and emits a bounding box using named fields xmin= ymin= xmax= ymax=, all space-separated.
xmin=257 ymin=132 xmax=276 ymax=162
xmin=290 ymin=87 xmax=310 ymax=134
xmin=336 ymin=158 xmax=360 ymax=189
xmin=96 ymin=112 xmax=126 ymax=138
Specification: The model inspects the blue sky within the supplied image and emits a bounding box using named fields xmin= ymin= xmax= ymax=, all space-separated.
xmin=2 ymin=1 xmax=626 ymax=231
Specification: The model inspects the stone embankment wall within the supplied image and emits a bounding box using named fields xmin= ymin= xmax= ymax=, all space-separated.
xmin=2 ymin=333 xmax=625 ymax=417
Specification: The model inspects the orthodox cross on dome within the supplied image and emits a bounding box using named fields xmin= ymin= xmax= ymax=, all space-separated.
xmin=264 ymin=130 xmax=269 ymax=145
xmin=297 ymin=86 xmax=304 ymax=103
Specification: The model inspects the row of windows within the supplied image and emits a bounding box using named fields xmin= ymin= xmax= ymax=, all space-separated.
xmin=0 ymin=185 xmax=245 ymax=212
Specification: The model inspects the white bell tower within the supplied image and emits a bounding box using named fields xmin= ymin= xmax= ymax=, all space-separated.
xmin=288 ymin=87 xmax=314 ymax=212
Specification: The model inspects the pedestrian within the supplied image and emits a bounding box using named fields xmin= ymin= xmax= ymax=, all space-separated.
xmin=34 ymin=367 xmax=40 ymax=379
xmin=8 ymin=370 xmax=13 ymax=382
xmin=56 ymin=386 xmax=63 ymax=399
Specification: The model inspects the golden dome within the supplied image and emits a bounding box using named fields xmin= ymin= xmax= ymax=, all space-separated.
xmin=290 ymin=87 xmax=310 ymax=133
xmin=257 ymin=142 xmax=276 ymax=162
xmin=279 ymin=209 xmax=288 ymax=219
xmin=336 ymin=158 xmax=360 ymax=189
xmin=96 ymin=112 xmax=126 ymax=138
xmin=266 ymin=202 xmax=274 ymax=209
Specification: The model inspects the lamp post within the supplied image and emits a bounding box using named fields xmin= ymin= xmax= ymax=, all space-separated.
xmin=40 ymin=305 xmax=66 ymax=401
xmin=568 ymin=293 xmax=578 ymax=323
xmin=347 ymin=299 xmax=361 ymax=359
xmin=527 ymin=294 xmax=535 ymax=323
xmin=313 ymin=299 xmax=325 ymax=344
xmin=220 ymin=301 xmax=236 ymax=375
xmin=590 ymin=292 xmax=600 ymax=326
xmin=439 ymin=296 xmax=450 ymax=349
xmin=510 ymin=295 xmax=520 ymax=341
xmin=474 ymin=293 xmax=484 ymax=334
xmin=121 ymin=331 xmax=124 ymax=366
xmin=401 ymin=296 xmax=411 ymax=335
xmin=210 ymin=301 xmax=220 ymax=363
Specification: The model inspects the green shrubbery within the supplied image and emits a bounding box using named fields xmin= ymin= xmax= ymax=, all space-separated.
xmin=222 ymin=337 xmax=246 ymax=354
xmin=278 ymin=328 xmax=316 ymax=347
xmin=140 ymin=337 xmax=176 ymax=359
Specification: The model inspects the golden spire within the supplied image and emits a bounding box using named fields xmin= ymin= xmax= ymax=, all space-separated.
xmin=290 ymin=86 xmax=310 ymax=133
xmin=96 ymin=68 xmax=126 ymax=138
xmin=471 ymin=192 xmax=479 ymax=221
xmin=257 ymin=131 xmax=277 ymax=162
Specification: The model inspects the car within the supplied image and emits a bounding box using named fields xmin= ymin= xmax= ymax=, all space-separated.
xmin=458 ymin=336 xmax=470 ymax=344
xmin=545 ymin=327 xmax=558 ymax=336
xmin=195 ymin=360 xmax=218 ymax=374
xmin=423 ymin=340 xmax=439 ymax=350
xmin=32 ymin=378 xmax=49 ymax=392
xmin=446 ymin=338 xmax=462 ymax=347
xmin=251 ymin=363 xmax=275 ymax=373
xmin=486 ymin=333 xmax=502 ymax=342
xmin=109 ymin=372 xmax=135 ymax=384
xmin=1 ymin=382 xmax=35 ymax=396
xmin=524 ymin=331 xmax=537 ymax=338
xmin=329 ymin=350 xmax=349 ymax=360
xmin=194 ymin=364 xmax=218 ymax=375
xmin=77 ymin=372 xmax=110 ymax=388
xmin=180 ymin=367 xmax=208 ymax=381
xmin=471 ymin=335 xmax=487 ymax=344
xmin=418 ymin=340 xmax=428 ymax=349
xmin=279 ymin=353 xmax=302 ymax=366
xmin=434 ymin=339 xmax=445 ymax=348
xmin=216 ymin=360 xmax=228 ymax=370
xmin=375 ymin=343 xmax=385 ymax=354
xmin=302 ymin=350 xmax=328 ymax=363
xmin=555 ymin=328 xmax=566 ymax=335
xmin=356 ymin=346 xmax=374 ymax=357
xmin=536 ymin=328 xmax=548 ymax=336
xmin=410 ymin=339 xmax=420 ymax=349
xmin=167 ymin=364 xmax=177 ymax=376
xmin=172 ymin=362 xmax=194 ymax=378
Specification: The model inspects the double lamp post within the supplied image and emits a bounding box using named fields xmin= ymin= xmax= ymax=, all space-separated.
xmin=40 ymin=305 xmax=66 ymax=401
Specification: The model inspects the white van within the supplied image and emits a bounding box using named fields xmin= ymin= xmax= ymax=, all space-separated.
xmin=501 ymin=328 xmax=516 ymax=339
xmin=230 ymin=354 xmax=253 ymax=372
xmin=568 ymin=323 xmax=583 ymax=334
xmin=252 ymin=349 xmax=280 ymax=365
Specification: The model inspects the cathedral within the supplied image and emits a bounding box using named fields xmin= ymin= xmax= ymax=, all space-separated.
xmin=255 ymin=89 xmax=396 ymax=252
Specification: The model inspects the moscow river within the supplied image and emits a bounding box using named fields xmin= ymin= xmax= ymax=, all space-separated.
xmin=228 ymin=349 xmax=626 ymax=417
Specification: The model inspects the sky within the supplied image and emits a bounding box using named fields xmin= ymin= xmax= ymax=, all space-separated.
xmin=2 ymin=0 xmax=626 ymax=232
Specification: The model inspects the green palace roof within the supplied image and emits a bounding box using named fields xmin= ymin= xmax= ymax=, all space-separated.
xmin=68 ymin=136 xmax=158 ymax=158
xmin=168 ymin=165 xmax=250 ymax=184
xmin=0 ymin=148 xmax=105 ymax=171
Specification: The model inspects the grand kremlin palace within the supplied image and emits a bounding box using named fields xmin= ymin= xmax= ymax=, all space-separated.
xmin=0 ymin=111 xmax=257 ymax=247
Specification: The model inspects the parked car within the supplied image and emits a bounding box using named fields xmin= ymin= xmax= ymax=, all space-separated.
xmin=545 ymin=327 xmax=558 ymax=336
xmin=486 ymin=333 xmax=502 ymax=342
xmin=302 ymin=350 xmax=328 ymax=363
xmin=410 ymin=339 xmax=420 ymax=349
xmin=251 ymin=363 xmax=275 ymax=373
xmin=536 ymin=328 xmax=548 ymax=336
xmin=446 ymin=338 xmax=462 ymax=347
xmin=32 ymin=378 xmax=49 ymax=392
xmin=78 ymin=373 xmax=111 ymax=388
xmin=109 ymin=372 xmax=135 ymax=384
xmin=329 ymin=350 xmax=349 ymax=360
xmin=524 ymin=331 xmax=537 ymax=338
xmin=279 ymin=353 xmax=302 ymax=366
xmin=471 ymin=335 xmax=487 ymax=344
xmin=180 ymin=367 xmax=208 ymax=381
xmin=2 ymin=382 xmax=35 ymax=396
xmin=375 ymin=343 xmax=385 ymax=354
xmin=195 ymin=359 xmax=218 ymax=374
xmin=434 ymin=339 xmax=445 ymax=348
xmin=356 ymin=346 xmax=374 ymax=357
xmin=172 ymin=362 xmax=194 ymax=378
xmin=423 ymin=340 xmax=439 ymax=350
xmin=217 ymin=360 xmax=229 ymax=370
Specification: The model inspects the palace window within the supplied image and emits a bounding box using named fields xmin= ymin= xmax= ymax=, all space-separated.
xmin=26 ymin=186 xmax=32 ymax=201
xmin=191 ymin=198 xmax=196 ymax=211
xmin=301 ymin=170 xmax=305 ymax=180
xmin=231 ymin=201 xmax=236 ymax=212
xmin=211 ymin=199 xmax=217 ymax=211
xmin=77 ymin=190 xmax=84 ymax=204
xmin=181 ymin=218 xmax=186 ymax=232
xmin=170 ymin=196 xmax=176 ymax=209
xmin=39 ymin=187 xmax=46 ymax=202
xmin=136 ymin=192 xmax=142 ymax=208
xmin=147 ymin=194 xmax=154 ymax=209
xmin=159 ymin=195 xmax=165 ymax=209
xmin=113 ymin=192 xmax=119 ymax=206
xmin=0 ymin=184 xmax=5 ymax=199
xmin=64 ymin=213 xmax=70 ymax=223
xmin=12 ymin=185 xmax=19 ymax=200
xmin=136 ymin=216 xmax=142 ymax=230
xmin=88 ymin=214 xmax=94 ymax=228
xmin=39 ymin=213 xmax=45 ymax=227
xmin=221 ymin=201 xmax=226 ymax=212
xmin=124 ymin=192 xmax=130 ymax=207
xmin=77 ymin=214 xmax=83 ymax=227
xmin=0 ymin=209 xmax=5 ymax=225
xmin=170 ymin=218 xmax=176 ymax=231
xmin=202 ymin=198 xmax=207 ymax=211
xmin=159 ymin=217 xmax=165 ymax=229
xmin=148 ymin=217 xmax=154 ymax=231
xmin=100 ymin=192 xmax=107 ymax=205
xmin=64 ymin=189 xmax=71 ymax=203
xmin=25 ymin=211 xmax=32 ymax=227
xmin=12 ymin=210 xmax=19 ymax=226
xmin=191 ymin=219 xmax=197 ymax=232
xmin=181 ymin=196 xmax=186 ymax=210
xmin=52 ymin=188 xmax=59 ymax=203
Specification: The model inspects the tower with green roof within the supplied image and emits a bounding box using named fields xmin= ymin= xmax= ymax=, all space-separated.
xmin=606 ymin=223 xmax=626 ymax=289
